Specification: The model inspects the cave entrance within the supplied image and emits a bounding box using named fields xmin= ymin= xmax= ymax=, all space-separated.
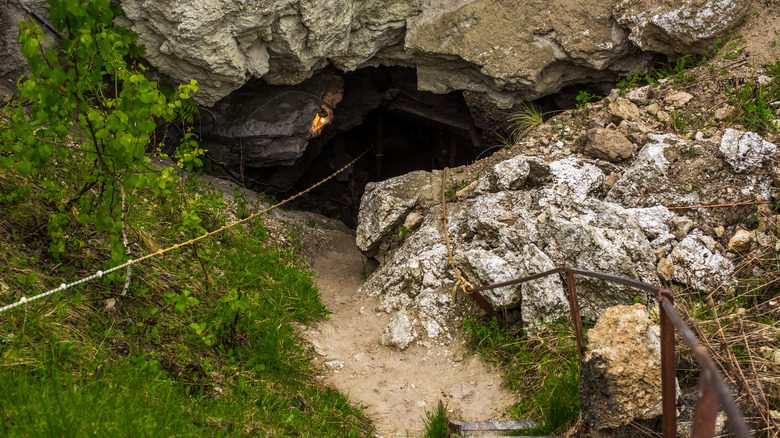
xmin=203 ymin=67 xmax=490 ymax=227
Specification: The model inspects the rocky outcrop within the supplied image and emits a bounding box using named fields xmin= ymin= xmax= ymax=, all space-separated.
xmin=113 ymin=0 xmax=751 ymax=106
xmin=580 ymin=304 xmax=668 ymax=430
xmin=355 ymin=88 xmax=777 ymax=347
xmin=356 ymin=154 xmax=667 ymax=346
xmin=613 ymin=0 xmax=751 ymax=55
xmin=0 ymin=0 xmax=49 ymax=99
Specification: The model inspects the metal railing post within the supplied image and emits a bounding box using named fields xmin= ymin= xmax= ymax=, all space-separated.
xmin=659 ymin=289 xmax=678 ymax=438
xmin=564 ymin=270 xmax=585 ymax=359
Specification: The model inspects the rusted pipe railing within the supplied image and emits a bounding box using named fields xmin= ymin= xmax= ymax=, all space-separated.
xmin=461 ymin=266 xmax=751 ymax=438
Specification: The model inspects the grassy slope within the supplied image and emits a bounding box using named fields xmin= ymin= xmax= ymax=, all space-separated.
xmin=0 ymin=164 xmax=371 ymax=436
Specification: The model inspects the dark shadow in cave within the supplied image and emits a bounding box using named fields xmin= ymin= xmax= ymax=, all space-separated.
xmin=203 ymin=66 xmax=491 ymax=227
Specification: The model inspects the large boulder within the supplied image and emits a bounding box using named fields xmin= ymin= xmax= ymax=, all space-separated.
xmin=580 ymin=304 xmax=668 ymax=431
xmin=613 ymin=0 xmax=751 ymax=55
xmin=357 ymin=155 xmax=662 ymax=342
xmin=112 ymin=0 xmax=751 ymax=106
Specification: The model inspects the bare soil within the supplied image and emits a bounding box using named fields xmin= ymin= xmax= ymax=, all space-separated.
xmin=302 ymin=229 xmax=515 ymax=437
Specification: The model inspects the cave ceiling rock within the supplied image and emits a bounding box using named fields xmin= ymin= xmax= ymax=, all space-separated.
xmin=116 ymin=0 xmax=750 ymax=107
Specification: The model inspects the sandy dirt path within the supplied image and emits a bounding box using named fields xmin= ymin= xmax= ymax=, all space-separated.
xmin=303 ymin=229 xmax=516 ymax=437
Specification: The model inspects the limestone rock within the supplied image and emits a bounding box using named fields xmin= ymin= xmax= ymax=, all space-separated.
xmin=625 ymin=85 xmax=652 ymax=104
xmin=663 ymin=91 xmax=694 ymax=107
xmin=613 ymin=0 xmax=751 ymax=55
xmin=356 ymin=171 xmax=432 ymax=256
xmin=381 ymin=311 xmax=417 ymax=350
xmin=112 ymin=0 xmax=745 ymax=107
xmin=668 ymin=230 xmax=735 ymax=291
xmin=0 ymin=0 xmax=49 ymax=97
xmin=727 ymin=229 xmax=753 ymax=253
xmin=580 ymin=304 xmax=667 ymax=430
xmin=608 ymin=97 xmax=642 ymax=121
xmin=324 ymin=359 xmax=345 ymax=371
xmin=583 ymin=128 xmax=636 ymax=162
xmin=476 ymin=155 xmax=550 ymax=193
xmin=358 ymin=154 xmax=660 ymax=337
xmin=719 ymin=128 xmax=778 ymax=173
xmin=627 ymin=206 xmax=675 ymax=248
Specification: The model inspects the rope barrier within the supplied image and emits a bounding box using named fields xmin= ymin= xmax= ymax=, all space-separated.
xmin=440 ymin=168 xmax=474 ymax=301
xmin=665 ymin=199 xmax=770 ymax=210
xmin=0 ymin=148 xmax=371 ymax=315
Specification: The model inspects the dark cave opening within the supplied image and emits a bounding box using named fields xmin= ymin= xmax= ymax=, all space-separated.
xmin=202 ymin=66 xmax=491 ymax=227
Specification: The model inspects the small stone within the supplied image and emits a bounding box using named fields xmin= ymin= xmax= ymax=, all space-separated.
xmin=670 ymin=216 xmax=694 ymax=240
xmin=714 ymin=105 xmax=734 ymax=121
xmin=608 ymin=97 xmax=641 ymax=121
xmin=727 ymin=229 xmax=753 ymax=253
xmin=403 ymin=211 xmax=424 ymax=230
xmin=772 ymin=350 xmax=780 ymax=366
xmin=604 ymin=172 xmax=620 ymax=190
xmin=582 ymin=128 xmax=635 ymax=162
xmin=657 ymin=257 xmax=674 ymax=281
xmin=324 ymin=360 xmax=344 ymax=371
xmin=655 ymin=110 xmax=671 ymax=124
xmin=381 ymin=311 xmax=417 ymax=350
xmin=715 ymin=226 xmax=726 ymax=237
xmin=663 ymin=91 xmax=693 ymax=107
xmin=536 ymin=211 xmax=548 ymax=224
xmin=104 ymin=298 xmax=116 ymax=311
xmin=625 ymin=85 xmax=651 ymax=104
xmin=496 ymin=212 xmax=517 ymax=226
xmin=646 ymin=103 xmax=661 ymax=115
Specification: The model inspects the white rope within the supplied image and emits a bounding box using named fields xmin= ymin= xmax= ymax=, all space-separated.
xmin=0 ymin=266 xmax=122 ymax=314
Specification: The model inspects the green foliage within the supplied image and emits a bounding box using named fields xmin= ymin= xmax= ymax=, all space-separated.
xmin=463 ymin=317 xmax=580 ymax=435
xmin=616 ymin=69 xmax=657 ymax=92
xmin=575 ymin=90 xmax=602 ymax=109
xmin=508 ymin=103 xmax=543 ymax=141
xmin=0 ymin=3 xmax=369 ymax=436
xmin=0 ymin=0 xmax=200 ymax=261
xmin=728 ymin=74 xmax=779 ymax=134
xmin=0 ymin=173 xmax=367 ymax=436
xmin=669 ymin=110 xmax=687 ymax=133
xmin=616 ymin=55 xmax=699 ymax=93
xmin=423 ymin=402 xmax=450 ymax=438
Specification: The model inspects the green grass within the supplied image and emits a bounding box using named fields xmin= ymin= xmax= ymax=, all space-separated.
xmin=0 ymin=160 xmax=370 ymax=436
xmin=422 ymin=402 xmax=450 ymax=438
xmin=508 ymin=103 xmax=543 ymax=142
xmin=727 ymin=60 xmax=780 ymax=134
xmin=463 ymin=317 xmax=580 ymax=435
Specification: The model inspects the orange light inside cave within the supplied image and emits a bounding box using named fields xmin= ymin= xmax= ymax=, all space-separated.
xmin=310 ymin=105 xmax=332 ymax=136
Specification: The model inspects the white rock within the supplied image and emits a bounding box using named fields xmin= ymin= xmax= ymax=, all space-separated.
xmin=324 ymin=360 xmax=344 ymax=371
xmin=719 ymin=129 xmax=777 ymax=173
xmin=381 ymin=311 xmax=417 ymax=350
xmin=356 ymin=171 xmax=431 ymax=254
xmin=669 ymin=230 xmax=735 ymax=291
xmin=625 ymin=85 xmax=651 ymax=104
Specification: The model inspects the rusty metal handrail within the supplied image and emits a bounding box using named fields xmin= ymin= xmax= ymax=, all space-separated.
xmin=462 ymin=266 xmax=751 ymax=438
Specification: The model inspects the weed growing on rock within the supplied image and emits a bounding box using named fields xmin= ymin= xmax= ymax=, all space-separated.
xmin=508 ymin=103 xmax=544 ymax=142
